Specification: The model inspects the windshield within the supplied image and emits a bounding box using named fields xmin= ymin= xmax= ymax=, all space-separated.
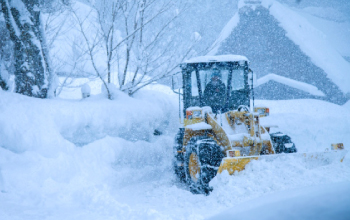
xmin=231 ymin=69 xmax=245 ymax=90
xmin=199 ymin=69 xmax=229 ymax=94
xmin=186 ymin=65 xmax=247 ymax=113
xmin=195 ymin=67 xmax=245 ymax=93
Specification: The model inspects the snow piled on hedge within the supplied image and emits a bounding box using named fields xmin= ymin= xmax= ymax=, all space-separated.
xmin=0 ymin=88 xmax=177 ymax=155
xmin=0 ymin=88 xmax=178 ymax=219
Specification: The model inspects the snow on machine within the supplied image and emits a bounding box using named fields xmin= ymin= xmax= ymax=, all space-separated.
xmin=171 ymin=55 xmax=346 ymax=194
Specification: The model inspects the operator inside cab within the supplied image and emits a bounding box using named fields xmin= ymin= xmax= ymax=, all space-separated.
xmin=203 ymin=69 xmax=226 ymax=114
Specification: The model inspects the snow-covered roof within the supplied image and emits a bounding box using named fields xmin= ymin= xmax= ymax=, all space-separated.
xmin=256 ymin=73 xmax=325 ymax=97
xmin=184 ymin=55 xmax=249 ymax=64
xmin=263 ymin=0 xmax=350 ymax=94
xmin=207 ymin=14 xmax=240 ymax=56
xmin=209 ymin=0 xmax=350 ymax=94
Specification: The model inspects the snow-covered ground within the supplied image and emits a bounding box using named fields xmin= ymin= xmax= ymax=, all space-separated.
xmin=209 ymin=182 xmax=350 ymax=220
xmin=0 ymin=84 xmax=349 ymax=219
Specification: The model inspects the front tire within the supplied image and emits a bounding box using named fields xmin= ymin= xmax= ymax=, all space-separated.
xmin=184 ymin=137 xmax=223 ymax=195
xmin=173 ymin=129 xmax=186 ymax=183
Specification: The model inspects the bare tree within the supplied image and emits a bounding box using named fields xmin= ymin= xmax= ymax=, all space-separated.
xmin=70 ymin=2 xmax=113 ymax=98
xmin=69 ymin=0 xmax=199 ymax=99
xmin=114 ymin=0 xmax=198 ymax=96
xmin=40 ymin=2 xmax=97 ymax=97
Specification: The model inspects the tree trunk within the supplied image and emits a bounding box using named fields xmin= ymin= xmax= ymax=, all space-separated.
xmin=0 ymin=60 xmax=9 ymax=90
xmin=0 ymin=0 xmax=54 ymax=98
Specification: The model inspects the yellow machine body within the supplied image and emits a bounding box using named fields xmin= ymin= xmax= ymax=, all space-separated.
xmin=183 ymin=107 xmax=274 ymax=175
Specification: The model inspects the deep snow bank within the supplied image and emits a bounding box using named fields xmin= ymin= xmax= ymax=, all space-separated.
xmin=0 ymin=88 xmax=178 ymax=219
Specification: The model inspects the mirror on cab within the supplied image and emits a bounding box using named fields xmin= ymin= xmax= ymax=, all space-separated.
xmin=248 ymin=69 xmax=257 ymax=88
xmin=172 ymin=74 xmax=183 ymax=95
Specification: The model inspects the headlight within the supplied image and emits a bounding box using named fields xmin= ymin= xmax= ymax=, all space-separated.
xmin=227 ymin=150 xmax=241 ymax=157
xmin=186 ymin=108 xmax=202 ymax=119
xmin=254 ymin=107 xmax=269 ymax=117
xmin=192 ymin=110 xmax=201 ymax=118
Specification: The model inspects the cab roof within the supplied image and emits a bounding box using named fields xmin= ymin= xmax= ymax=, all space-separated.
xmin=183 ymin=55 xmax=249 ymax=64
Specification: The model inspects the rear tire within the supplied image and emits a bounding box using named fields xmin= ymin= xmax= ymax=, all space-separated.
xmin=270 ymin=132 xmax=297 ymax=154
xmin=184 ymin=136 xmax=223 ymax=195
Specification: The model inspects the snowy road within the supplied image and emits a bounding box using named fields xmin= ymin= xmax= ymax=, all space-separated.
xmin=209 ymin=182 xmax=350 ymax=220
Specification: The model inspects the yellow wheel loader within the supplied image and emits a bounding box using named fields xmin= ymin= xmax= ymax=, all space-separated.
xmin=171 ymin=55 xmax=345 ymax=194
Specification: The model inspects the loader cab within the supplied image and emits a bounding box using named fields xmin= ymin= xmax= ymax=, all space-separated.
xmin=180 ymin=55 xmax=251 ymax=115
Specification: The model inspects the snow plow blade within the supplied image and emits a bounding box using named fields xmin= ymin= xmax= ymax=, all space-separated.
xmin=217 ymin=149 xmax=347 ymax=175
xmin=218 ymin=156 xmax=259 ymax=175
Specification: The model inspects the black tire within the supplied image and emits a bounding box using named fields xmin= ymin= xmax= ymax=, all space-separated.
xmin=270 ymin=132 xmax=297 ymax=154
xmin=173 ymin=129 xmax=186 ymax=183
xmin=184 ymin=136 xmax=223 ymax=195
